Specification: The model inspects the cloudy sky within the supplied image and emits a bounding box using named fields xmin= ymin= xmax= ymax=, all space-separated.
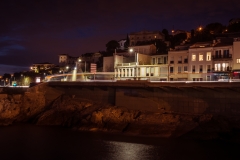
xmin=0 ymin=0 xmax=240 ymax=75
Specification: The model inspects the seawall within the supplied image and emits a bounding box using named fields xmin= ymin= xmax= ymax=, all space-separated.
xmin=46 ymin=81 xmax=240 ymax=115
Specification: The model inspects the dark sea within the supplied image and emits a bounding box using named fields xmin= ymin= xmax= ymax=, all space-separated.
xmin=0 ymin=124 xmax=239 ymax=160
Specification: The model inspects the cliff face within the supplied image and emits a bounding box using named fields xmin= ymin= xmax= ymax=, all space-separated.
xmin=0 ymin=83 xmax=63 ymax=125
xmin=0 ymin=92 xmax=46 ymax=125
xmin=1 ymin=83 xmax=240 ymax=140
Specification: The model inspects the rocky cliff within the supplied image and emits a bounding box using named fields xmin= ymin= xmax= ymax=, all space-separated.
xmin=1 ymin=83 xmax=240 ymax=140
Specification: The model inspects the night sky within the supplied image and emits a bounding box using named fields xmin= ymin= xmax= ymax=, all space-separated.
xmin=1 ymin=0 xmax=240 ymax=75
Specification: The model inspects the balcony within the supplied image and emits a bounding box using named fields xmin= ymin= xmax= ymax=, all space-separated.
xmin=212 ymin=54 xmax=232 ymax=60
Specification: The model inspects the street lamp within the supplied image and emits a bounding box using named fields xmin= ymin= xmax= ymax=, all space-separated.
xmin=129 ymin=48 xmax=138 ymax=65
xmin=129 ymin=48 xmax=139 ymax=79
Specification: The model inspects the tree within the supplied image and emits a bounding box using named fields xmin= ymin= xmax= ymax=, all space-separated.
xmin=170 ymin=32 xmax=187 ymax=48
xmin=124 ymin=34 xmax=130 ymax=49
xmin=162 ymin=29 xmax=170 ymax=41
xmin=106 ymin=40 xmax=119 ymax=52
xmin=205 ymin=22 xmax=224 ymax=35
xmin=190 ymin=29 xmax=195 ymax=43
xmin=228 ymin=23 xmax=240 ymax=33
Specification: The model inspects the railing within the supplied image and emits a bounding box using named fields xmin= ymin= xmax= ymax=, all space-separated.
xmin=212 ymin=55 xmax=232 ymax=60
xmin=117 ymin=62 xmax=137 ymax=66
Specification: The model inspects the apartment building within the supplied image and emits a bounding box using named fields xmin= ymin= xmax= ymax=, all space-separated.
xmin=188 ymin=42 xmax=214 ymax=81
xmin=168 ymin=50 xmax=189 ymax=81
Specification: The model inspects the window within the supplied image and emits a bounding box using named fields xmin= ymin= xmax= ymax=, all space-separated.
xmin=152 ymin=58 xmax=155 ymax=64
xmin=206 ymin=52 xmax=211 ymax=61
xmin=178 ymin=56 xmax=182 ymax=63
xmin=192 ymin=65 xmax=195 ymax=73
xmin=223 ymin=50 xmax=229 ymax=58
xmin=222 ymin=63 xmax=229 ymax=71
xmin=237 ymin=59 xmax=240 ymax=63
xmin=199 ymin=65 xmax=203 ymax=73
xmin=170 ymin=67 xmax=174 ymax=73
xmin=178 ymin=66 xmax=181 ymax=73
xmin=158 ymin=58 xmax=161 ymax=64
xmin=184 ymin=66 xmax=188 ymax=72
xmin=215 ymin=63 xmax=221 ymax=71
xmin=207 ymin=65 xmax=211 ymax=72
xmin=199 ymin=54 xmax=203 ymax=61
xmin=164 ymin=57 xmax=167 ymax=64
xmin=170 ymin=56 xmax=174 ymax=64
xmin=184 ymin=56 xmax=188 ymax=63
xmin=215 ymin=50 xmax=222 ymax=58
xmin=192 ymin=54 xmax=196 ymax=61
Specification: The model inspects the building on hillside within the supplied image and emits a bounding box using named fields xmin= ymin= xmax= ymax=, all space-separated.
xmin=188 ymin=42 xmax=214 ymax=81
xmin=232 ymin=38 xmax=240 ymax=79
xmin=128 ymin=44 xmax=157 ymax=55
xmin=150 ymin=54 xmax=168 ymax=80
xmin=58 ymin=54 xmax=79 ymax=72
xmin=129 ymin=31 xmax=165 ymax=46
xmin=168 ymin=49 xmax=189 ymax=81
xmin=110 ymin=44 xmax=167 ymax=80
xmin=212 ymin=41 xmax=233 ymax=81
xmin=102 ymin=35 xmax=240 ymax=81
xmin=30 ymin=62 xmax=55 ymax=73
xmin=103 ymin=56 xmax=114 ymax=72
xmin=172 ymin=30 xmax=191 ymax=41
xmin=58 ymin=53 xmax=101 ymax=73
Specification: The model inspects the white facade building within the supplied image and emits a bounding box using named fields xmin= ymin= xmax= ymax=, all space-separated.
xmin=188 ymin=42 xmax=214 ymax=81
xmin=168 ymin=50 xmax=189 ymax=81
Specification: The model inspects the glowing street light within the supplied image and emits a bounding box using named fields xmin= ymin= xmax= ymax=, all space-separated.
xmin=129 ymin=48 xmax=138 ymax=64
xmin=78 ymin=59 xmax=86 ymax=73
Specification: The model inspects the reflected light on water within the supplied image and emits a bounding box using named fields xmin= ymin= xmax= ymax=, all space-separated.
xmin=103 ymin=141 xmax=157 ymax=160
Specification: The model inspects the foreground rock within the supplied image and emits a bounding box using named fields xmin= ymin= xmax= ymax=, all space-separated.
xmin=35 ymin=94 xmax=240 ymax=139
xmin=1 ymin=84 xmax=240 ymax=140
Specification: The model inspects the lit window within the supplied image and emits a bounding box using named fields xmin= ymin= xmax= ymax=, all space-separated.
xmin=192 ymin=54 xmax=196 ymax=61
xmin=199 ymin=54 xmax=203 ymax=61
xmin=237 ymin=59 xmax=240 ymax=63
xmin=206 ymin=52 xmax=211 ymax=61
